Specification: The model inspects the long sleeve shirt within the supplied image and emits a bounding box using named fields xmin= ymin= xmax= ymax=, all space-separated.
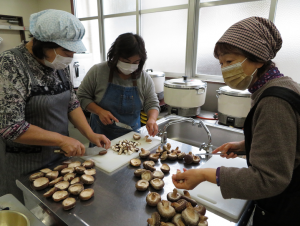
xmin=0 ymin=44 xmax=80 ymax=141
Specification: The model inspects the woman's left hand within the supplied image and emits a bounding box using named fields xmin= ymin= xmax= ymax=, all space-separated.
xmin=88 ymin=133 xmax=111 ymax=149
xmin=146 ymin=119 xmax=158 ymax=136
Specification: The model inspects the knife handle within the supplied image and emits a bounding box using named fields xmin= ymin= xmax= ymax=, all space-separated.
xmin=226 ymin=151 xmax=246 ymax=155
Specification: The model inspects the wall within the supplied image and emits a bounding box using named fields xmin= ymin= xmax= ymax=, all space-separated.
xmin=37 ymin=0 xmax=71 ymax=13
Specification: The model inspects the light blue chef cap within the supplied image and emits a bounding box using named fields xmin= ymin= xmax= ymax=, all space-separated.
xmin=29 ymin=9 xmax=86 ymax=52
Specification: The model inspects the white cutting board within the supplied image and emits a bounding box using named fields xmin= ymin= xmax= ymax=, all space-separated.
xmin=81 ymin=131 xmax=161 ymax=173
xmin=178 ymin=156 xmax=248 ymax=221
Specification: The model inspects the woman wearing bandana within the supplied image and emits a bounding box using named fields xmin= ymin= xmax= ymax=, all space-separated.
xmin=0 ymin=10 xmax=110 ymax=202
xmin=77 ymin=33 xmax=159 ymax=143
xmin=172 ymin=17 xmax=300 ymax=225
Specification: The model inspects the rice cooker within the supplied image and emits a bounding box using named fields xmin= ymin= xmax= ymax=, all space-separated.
xmin=216 ymin=86 xmax=251 ymax=128
xmin=146 ymin=69 xmax=165 ymax=100
xmin=164 ymin=76 xmax=207 ymax=116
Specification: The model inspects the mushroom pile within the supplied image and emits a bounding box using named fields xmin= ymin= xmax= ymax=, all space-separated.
xmin=29 ymin=159 xmax=95 ymax=210
xmin=147 ymin=189 xmax=208 ymax=226
xmin=111 ymin=139 xmax=141 ymax=155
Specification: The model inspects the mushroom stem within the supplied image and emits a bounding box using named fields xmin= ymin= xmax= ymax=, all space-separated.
xmin=172 ymin=188 xmax=178 ymax=197
xmin=162 ymin=200 xmax=170 ymax=209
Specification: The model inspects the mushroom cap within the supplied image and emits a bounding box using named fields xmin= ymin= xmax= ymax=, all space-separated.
xmin=52 ymin=190 xmax=69 ymax=202
xmin=33 ymin=177 xmax=49 ymax=190
xmin=153 ymin=170 xmax=164 ymax=179
xmin=49 ymin=176 xmax=63 ymax=187
xmin=130 ymin=158 xmax=141 ymax=167
xmin=192 ymin=155 xmax=200 ymax=164
xmin=134 ymin=168 xmax=146 ymax=178
xmin=157 ymin=200 xmax=176 ymax=220
xmin=160 ymin=222 xmax=175 ymax=226
xmin=156 ymin=146 xmax=163 ymax=154
xmin=168 ymin=153 xmax=178 ymax=161
xmin=147 ymin=212 xmax=160 ymax=226
xmin=182 ymin=193 xmax=198 ymax=207
xmin=149 ymin=153 xmax=160 ymax=162
xmin=160 ymin=151 xmax=168 ymax=161
xmin=43 ymin=187 xmax=58 ymax=198
xmin=184 ymin=154 xmax=193 ymax=164
xmin=144 ymin=163 xmax=156 ymax=172
xmin=81 ymin=174 xmax=95 ymax=185
xmin=150 ymin=178 xmax=165 ymax=190
xmin=75 ymin=166 xmax=86 ymax=174
xmin=172 ymin=214 xmax=185 ymax=226
xmin=68 ymin=161 xmax=81 ymax=168
xmin=68 ymin=183 xmax=84 ymax=195
xmin=63 ymin=173 xmax=76 ymax=182
xmin=54 ymin=181 xmax=70 ymax=190
xmin=141 ymin=170 xmax=154 ymax=181
xmin=181 ymin=202 xmax=200 ymax=226
xmin=177 ymin=152 xmax=186 ymax=160
xmin=70 ymin=177 xmax=81 ymax=185
xmin=160 ymin=164 xmax=170 ymax=173
xmin=198 ymin=215 xmax=208 ymax=226
xmin=139 ymin=148 xmax=150 ymax=158
xmin=79 ymin=188 xmax=94 ymax=201
xmin=143 ymin=161 xmax=155 ymax=168
xmin=82 ymin=160 xmax=95 ymax=169
xmin=171 ymin=199 xmax=188 ymax=213
xmin=62 ymin=197 xmax=76 ymax=210
xmin=61 ymin=167 xmax=75 ymax=176
xmin=133 ymin=134 xmax=141 ymax=140
xmin=167 ymin=188 xmax=181 ymax=202
xmin=40 ymin=168 xmax=52 ymax=174
xmin=53 ymin=164 xmax=68 ymax=171
xmin=194 ymin=205 xmax=206 ymax=216
xmin=29 ymin=172 xmax=44 ymax=181
xmin=84 ymin=169 xmax=96 ymax=176
xmin=135 ymin=179 xmax=149 ymax=191
xmin=146 ymin=192 xmax=161 ymax=206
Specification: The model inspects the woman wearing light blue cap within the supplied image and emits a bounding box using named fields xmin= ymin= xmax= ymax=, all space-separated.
xmin=0 ymin=9 xmax=110 ymax=202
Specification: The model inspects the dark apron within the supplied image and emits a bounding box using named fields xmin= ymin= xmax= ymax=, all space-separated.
xmin=244 ymin=86 xmax=300 ymax=226
xmin=89 ymin=71 xmax=142 ymax=144
xmin=0 ymin=49 xmax=70 ymax=202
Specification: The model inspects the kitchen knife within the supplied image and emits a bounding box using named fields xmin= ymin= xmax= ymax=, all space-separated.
xmin=54 ymin=147 xmax=107 ymax=156
xmin=197 ymin=151 xmax=246 ymax=156
xmin=112 ymin=120 xmax=133 ymax=130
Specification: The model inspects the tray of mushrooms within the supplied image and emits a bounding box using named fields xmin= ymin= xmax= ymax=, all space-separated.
xmin=29 ymin=159 xmax=96 ymax=211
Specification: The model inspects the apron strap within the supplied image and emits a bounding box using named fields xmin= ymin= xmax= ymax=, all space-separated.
xmin=57 ymin=69 xmax=68 ymax=83
xmin=109 ymin=68 xmax=138 ymax=86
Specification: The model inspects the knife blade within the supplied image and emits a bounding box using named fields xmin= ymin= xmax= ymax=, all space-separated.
xmin=197 ymin=151 xmax=246 ymax=156
xmin=54 ymin=147 xmax=107 ymax=156
xmin=112 ymin=120 xmax=133 ymax=130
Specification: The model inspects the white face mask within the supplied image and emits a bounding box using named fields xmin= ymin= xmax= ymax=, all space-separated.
xmin=117 ymin=60 xmax=139 ymax=75
xmin=221 ymin=58 xmax=257 ymax=90
xmin=44 ymin=49 xmax=73 ymax=70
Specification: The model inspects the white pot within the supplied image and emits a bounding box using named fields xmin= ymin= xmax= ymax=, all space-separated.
xmin=164 ymin=77 xmax=207 ymax=108
xmin=217 ymin=86 xmax=251 ymax=118
xmin=146 ymin=69 xmax=165 ymax=93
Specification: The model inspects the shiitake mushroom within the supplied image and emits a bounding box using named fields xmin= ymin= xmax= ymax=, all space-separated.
xmin=139 ymin=148 xmax=150 ymax=158
xmin=168 ymin=151 xmax=178 ymax=161
xmin=182 ymin=190 xmax=197 ymax=207
xmin=68 ymin=183 xmax=84 ymax=195
xmin=133 ymin=134 xmax=141 ymax=140
xmin=29 ymin=172 xmax=44 ymax=181
xmin=144 ymin=162 xmax=156 ymax=172
xmin=147 ymin=212 xmax=160 ymax=226
xmin=146 ymin=192 xmax=161 ymax=206
xmin=160 ymin=164 xmax=170 ymax=173
xmin=149 ymin=153 xmax=160 ymax=162
xmin=70 ymin=177 xmax=81 ymax=185
xmin=181 ymin=202 xmax=200 ymax=226
xmin=163 ymin=143 xmax=171 ymax=153
xmin=63 ymin=173 xmax=76 ymax=182
xmin=48 ymin=176 xmax=63 ymax=187
xmin=81 ymin=174 xmax=94 ymax=185
xmin=84 ymin=169 xmax=96 ymax=176
xmin=160 ymin=222 xmax=175 ymax=226
xmin=141 ymin=170 xmax=153 ymax=182
xmin=172 ymin=214 xmax=185 ymax=226
xmin=194 ymin=205 xmax=206 ymax=216
xmin=75 ymin=166 xmax=86 ymax=174
xmin=130 ymin=158 xmax=141 ymax=167
xmin=160 ymin=151 xmax=168 ymax=161
xmin=68 ymin=161 xmax=81 ymax=168
xmin=54 ymin=164 xmax=68 ymax=171
xmin=193 ymin=155 xmax=200 ymax=164
xmin=33 ymin=177 xmax=49 ymax=190
xmin=136 ymin=179 xmax=149 ymax=191
xmin=157 ymin=200 xmax=176 ymax=221
xmin=152 ymin=171 xmax=164 ymax=179
xmin=54 ymin=181 xmax=70 ymax=191
xmin=62 ymin=197 xmax=76 ymax=210
xmin=43 ymin=187 xmax=58 ymax=198
xmin=198 ymin=215 xmax=208 ymax=226
xmin=177 ymin=152 xmax=186 ymax=160
xmin=156 ymin=146 xmax=163 ymax=155
xmin=82 ymin=160 xmax=95 ymax=169
xmin=52 ymin=190 xmax=69 ymax=202
xmin=150 ymin=178 xmax=164 ymax=190
xmin=167 ymin=188 xmax=181 ymax=202
xmin=46 ymin=171 xmax=59 ymax=180
xmin=134 ymin=168 xmax=146 ymax=178
xmin=171 ymin=199 xmax=188 ymax=213
xmin=61 ymin=167 xmax=75 ymax=176
xmin=40 ymin=168 xmax=52 ymax=174
xmin=184 ymin=152 xmax=194 ymax=164
xmin=143 ymin=161 xmax=155 ymax=168
xmin=79 ymin=188 xmax=94 ymax=201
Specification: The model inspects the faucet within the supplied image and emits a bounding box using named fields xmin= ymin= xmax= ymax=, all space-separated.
xmin=157 ymin=115 xmax=213 ymax=153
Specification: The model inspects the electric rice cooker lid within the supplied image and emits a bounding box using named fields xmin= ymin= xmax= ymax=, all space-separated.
xmin=164 ymin=76 xmax=207 ymax=89
xmin=146 ymin=69 xmax=165 ymax=78
xmin=218 ymin=86 xmax=251 ymax=97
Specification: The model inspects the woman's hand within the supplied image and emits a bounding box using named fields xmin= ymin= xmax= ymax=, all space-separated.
xmin=212 ymin=140 xmax=245 ymax=159
xmin=59 ymin=136 xmax=85 ymax=157
xmin=172 ymin=168 xmax=206 ymax=190
xmin=98 ymin=108 xmax=119 ymax=125
xmin=88 ymin=133 xmax=111 ymax=149
xmin=146 ymin=118 xmax=158 ymax=136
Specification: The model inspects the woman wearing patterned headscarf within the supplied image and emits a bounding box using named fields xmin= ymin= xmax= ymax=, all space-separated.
xmin=172 ymin=17 xmax=300 ymax=225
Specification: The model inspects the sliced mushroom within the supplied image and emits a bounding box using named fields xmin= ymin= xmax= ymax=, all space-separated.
xmin=133 ymin=134 xmax=141 ymax=140
xmin=54 ymin=181 xmax=70 ymax=190
xmin=61 ymin=167 xmax=75 ymax=176
xmin=194 ymin=205 xmax=206 ymax=216
xmin=157 ymin=200 xmax=176 ymax=220
xmin=156 ymin=146 xmax=163 ymax=155
xmin=160 ymin=151 xmax=168 ymax=161
xmin=68 ymin=161 xmax=81 ymax=168
xmin=193 ymin=155 xmax=200 ymax=164
xmin=81 ymin=174 xmax=94 ymax=185
xmin=62 ymin=197 xmax=76 ymax=210
xmin=147 ymin=212 xmax=160 ymax=226
xmin=160 ymin=164 xmax=170 ymax=173
xmin=167 ymin=188 xmax=181 ymax=202
xmin=68 ymin=183 xmax=84 ymax=195
xmin=33 ymin=177 xmax=49 ymax=190
xmin=79 ymin=188 xmax=94 ymax=201
xmin=63 ymin=173 xmax=76 ymax=182
xmin=172 ymin=213 xmax=185 ymax=226
xmin=146 ymin=192 xmax=161 ymax=206
xmin=49 ymin=176 xmax=63 ymax=187
xmin=182 ymin=191 xmax=197 ymax=207
xmin=40 ymin=168 xmax=52 ymax=174
xmin=149 ymin=153 xmax=160 ymax=162
xmin=62 ymin=160 xmax=72 ymax=165
xmin=141 ymin=170 xmax=153 ymax=181
xmin=181 ymin=202 xmax=200 ymax=226
xmin=139 ymin=148 xmax=150 ymax=158
xmin=171 ymin=199 xmax=188 ymax=213
xmin=98 ymin=150 xmax=107 ymax=155
xmin=130 ymin=158 xmax=141 ymax=167
xmin=84 ymin=169 xmax=96 ymax=176
xmin=46 ymin=171 xmax=59 ymax=180
xmin=153 ymin=171 xmax=164 ymax=179
xmin=198 ymin=215 xmax=208 ymax=226
xmin=146 ymin=138 xmax=152 ymax=143
xmin=43 ymin=187 xmax=58 ymax=198
xmin=134 ymin=168 xmax=146 ymax=178
xmin=168 ymin=152 xmax=178 ymax=161
xmin=70 ymin=177 xmax=81 ymax=185
xmin=163 ymin=143 xmax=172 ymax=153
xmin=52 ymin=190 xmax=69 ymax=202
xmin=184 ymin=152 xmax=194 ymax=164
xmin=82 ymin=160 xmax=95 ymax=169
xmin=53 ymin=164 xmax=68 ymax=171
xmin=161 ymin=222 xmax=175 ymax=226
xmin=150 ymin=178 xmax=165 ymax=190
xmin=135 ymin=179 xmax=149 ymax=191
xmin=29 ymin=172 xmax=44 ymax=181
xmin=75 ymin=166 xmax=86 ymax=174
xmin=177 ymin=152 xmax=186 ymax=160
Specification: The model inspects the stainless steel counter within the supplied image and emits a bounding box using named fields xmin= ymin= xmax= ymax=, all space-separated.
xmin=17 ymin=139 xmax=253 ymax=226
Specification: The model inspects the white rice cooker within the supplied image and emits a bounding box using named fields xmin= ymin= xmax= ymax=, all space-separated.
xmin=164 ymin=76 xmax=207 ymax=116
xmin=216 ymin=86 xmax=251 ymax=128
xmin=146 ymin=69 xmax=165 ymax=100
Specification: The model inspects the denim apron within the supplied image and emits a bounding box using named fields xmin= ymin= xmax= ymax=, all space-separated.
xmin=244 ymin=86 xmax=300 ymax=226
xmin=0 ymin=49 xmax=69 ymax=202
xmin=89 ymin=71 xmax=142 ymax=144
